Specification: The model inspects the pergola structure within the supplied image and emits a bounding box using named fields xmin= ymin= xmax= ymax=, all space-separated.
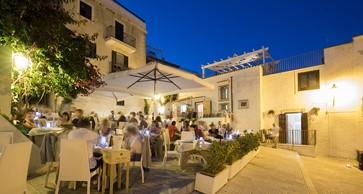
xmin=201 ymin=47 xmax=274 ymax=78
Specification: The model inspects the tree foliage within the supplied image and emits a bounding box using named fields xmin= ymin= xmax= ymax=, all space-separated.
xmin=0 ymin=0 xmax=106 ymax=113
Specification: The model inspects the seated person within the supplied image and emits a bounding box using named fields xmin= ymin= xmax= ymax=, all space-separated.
xmin=117 ymin=112 xmax=127 ymax=129
xmin=124 ymin=124 xmax=142 ymax=161
xmin=191 ymin=121 xmax=204 ymax=140
xmin=225 ymin=123 xmax=233 ymax=137
xmin=21 ymin=109 xmax=37 ymax=136
xmin=181 ymin=120 xmax=191 ymax=132
xmin=167 ymin=121 xmax=180 ymax=141
xmin=60 ymin=112 xmax=71 ymax=125
xmin=68 ymin=118 xmax=101 ymax=171
xmin=71 ymin=109 xmax=85 ymax=127
xmin=98 ymin=118 xmax=115 ymax=148
xmin=149 ymin=120 xmax=161 ymax=135
xmin=208 ymin=122 xmax=223 ymax=139
xmin=219 ymin=124 xmax=227 ymax=137
xmin=139 ymin=115 xmax=148 ymax=130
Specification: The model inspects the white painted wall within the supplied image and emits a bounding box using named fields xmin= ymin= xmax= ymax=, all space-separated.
xmin=72 ymin=96 xmax=145 ymax=118
xmin=262 ymin=35 xmax=363 ymax=159
xmin=63 ymin=0 xmax=147 ymax=75
xmin=0 ymin=46 xmax=12 ymax=116
xmin=179 ymin=67 xmax=262 ymax=131
xmin=181 ymin=35 xmax=363 ymax=159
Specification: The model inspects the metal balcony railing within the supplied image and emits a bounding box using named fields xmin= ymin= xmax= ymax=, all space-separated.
xmin=104 ymin=26 xmax=136 ymax=48
xmin=110 ymin=62 xmax=130 ymax=73
xmin=278 ymin=130 xmax=317 ymax=146
xmin=263 ymin=50 xmax=324 ymax=75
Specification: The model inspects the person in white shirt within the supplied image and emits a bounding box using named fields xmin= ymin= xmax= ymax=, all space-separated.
xmin=124 ymin=124 xmax=142 ymax=161
xmin=68 ymin=118 xmax=100 ymax=171
xmin=270 ymin=123 xmax=280 ymax=149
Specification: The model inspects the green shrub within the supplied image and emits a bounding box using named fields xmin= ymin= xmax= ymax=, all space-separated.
xmin=201 ymin=133 xmax=261 ymax=176
xmin=202 ymin=141 xmax=228 ymax=176
xmin=225 ymin=140 xmax=240 ymax=165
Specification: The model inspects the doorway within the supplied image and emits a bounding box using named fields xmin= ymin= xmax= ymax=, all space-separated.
xmin=195 ymin=102 xmax=203 ymax=118
xmin=286 ymin=113 xmax=302 ymax=144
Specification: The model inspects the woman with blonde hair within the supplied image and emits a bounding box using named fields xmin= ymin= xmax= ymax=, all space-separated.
xmin=98 ymin=118 xmax=115 ymax=148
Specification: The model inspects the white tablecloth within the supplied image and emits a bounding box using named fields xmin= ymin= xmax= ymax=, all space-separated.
xmin=29 ymin=127 xmax=64 ymax=136
xmin=174 ymin=140 xmax=211 ymax=152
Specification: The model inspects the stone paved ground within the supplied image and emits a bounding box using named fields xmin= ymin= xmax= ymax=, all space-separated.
xmin=27 ymin=158 xmax=200 ymax=194
xmin=301 ymin=155 xmax=363 ymax=194
xmin=216 ymin=147 xmax=310 ymax=194
xmin=28 ymin=146 xmax=363 ymax=194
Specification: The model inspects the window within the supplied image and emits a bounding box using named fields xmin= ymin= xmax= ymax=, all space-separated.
xmin=86 ymin=43 xmax=96 ymax=57
xmin=80 ymin=1 xmax=92 ymax=20
xmin=116 ymin=100 xmax=125 ymax=106
xmin=218 ymin=85 xmax=229 ymax=101
xmin=180 ymin=104 xmax=187 ymax=113
xmin=115 ymin=21 xmax=124 ymax=41
xmin=298 ymin=70 xmax=320 ymax=91
xmin=219 ymin=103 xmax=229 ymax=111
xmin=111 ymin=51 xmax=128 ymax=72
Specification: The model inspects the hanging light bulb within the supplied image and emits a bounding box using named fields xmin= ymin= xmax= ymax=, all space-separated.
xmin=154 ymin=93 xmax=161 ymax=100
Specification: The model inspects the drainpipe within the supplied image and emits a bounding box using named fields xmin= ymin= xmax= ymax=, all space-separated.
xmin=230 ymin=76 xmax=233 ymax=121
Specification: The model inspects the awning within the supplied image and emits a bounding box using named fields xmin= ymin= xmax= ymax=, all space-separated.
xmin=96 ymin=62 xmax=214 ymax=98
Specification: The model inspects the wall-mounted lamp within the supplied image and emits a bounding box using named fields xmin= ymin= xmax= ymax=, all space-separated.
xmin=13 ymin=53 xmax=31 ymax=70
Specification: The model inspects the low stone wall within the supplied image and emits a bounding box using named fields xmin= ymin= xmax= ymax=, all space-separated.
xmin=0 ymin=116 xmax=42 ymax=174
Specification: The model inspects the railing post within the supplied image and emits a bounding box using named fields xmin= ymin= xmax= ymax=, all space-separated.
xmin=292 ymin=130 xmax=294 ymax=146
xmin=314 ymin=130 xmax=317 ymax=146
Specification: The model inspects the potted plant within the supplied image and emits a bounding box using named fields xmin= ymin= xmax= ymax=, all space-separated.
xmin=310 ymin=107 xmax=320 ymax=116
xmin=267 ymin=109 xmax=275 ymax=118
xmin=144 ymin=99 xmax=150 ymax=115
xmin=194 ymin=141 xmax=229 ymax=194
xmin=237 ymin=133 xmax=261 ymax=170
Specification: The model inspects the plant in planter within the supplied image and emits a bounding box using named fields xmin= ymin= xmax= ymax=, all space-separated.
xmin=225 ymin=140 xmax=241 ymax=179
xmin=144 ymin=99 xmax=150 ymax=115
xmin=202 ymin=141 xmax=228 ymax=175
xmin=195 ymin=141 xmax=229 ymax=194
xmin=267 ymin=109 xmax=275 ymax=118
xmin=310 ymin=107 xmax=320 ymax=116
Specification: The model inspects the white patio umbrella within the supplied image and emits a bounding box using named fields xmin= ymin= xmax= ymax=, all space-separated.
xmin=96 ymin=62 xmax=214 ymax=98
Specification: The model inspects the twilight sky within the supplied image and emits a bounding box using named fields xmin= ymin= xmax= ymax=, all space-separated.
xmin=118 ymin=0 xmax=363 ymax=73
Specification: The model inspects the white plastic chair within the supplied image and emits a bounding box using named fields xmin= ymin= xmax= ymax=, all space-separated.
xmin=162 ymin=130 xmax=181 ymax=169
xmin=55 ymin=139 xmax=100 ymax=194
xmin=130 ymin=154 xmax=144 ymax=183
xmin=0 ymin=132 xmax=13 ymax=153
xmin=0 ymin=141 xmax=32 ymax=194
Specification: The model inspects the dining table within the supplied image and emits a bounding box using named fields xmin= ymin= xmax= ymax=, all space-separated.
xmin=174 ymin=140 xmax=211 ymax=170
xmin=101 ymin=148 xmax=131 ymax=194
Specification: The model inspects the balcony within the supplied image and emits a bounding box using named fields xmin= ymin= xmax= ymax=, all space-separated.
xmin=263 ymin=50 xmax=324 ymax=75
xmin=110 ymin=62 xmax=130 ymax=73
xmin=104 ymin=26 xmax=136 ymax=54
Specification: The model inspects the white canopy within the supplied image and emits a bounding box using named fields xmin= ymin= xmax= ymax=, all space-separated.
xmin=95 ymin=62 xmax=214 ymax=98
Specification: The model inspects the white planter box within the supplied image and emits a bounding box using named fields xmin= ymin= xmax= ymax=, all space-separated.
xmin=240 ymin=155 xmax=249 ymax=170
xmin=226 ymin=159 xmax=242 ymax=180
xmin=194 ymin=167 xmax=229 ymax=194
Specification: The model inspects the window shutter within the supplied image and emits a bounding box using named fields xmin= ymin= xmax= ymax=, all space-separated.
xmin=124 ymin=55 xmax=128 ymax=68
xmin=115 ymin=21 xmax=124 ymax=41
xmin=301 ymin=113 xmax=308 ymax=145
xmin=278 ymin=114 xmax=286 ymax=143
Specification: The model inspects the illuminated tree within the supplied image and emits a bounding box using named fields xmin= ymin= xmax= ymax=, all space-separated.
xmin=0 ymin=0 xmax=106 ymax=114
